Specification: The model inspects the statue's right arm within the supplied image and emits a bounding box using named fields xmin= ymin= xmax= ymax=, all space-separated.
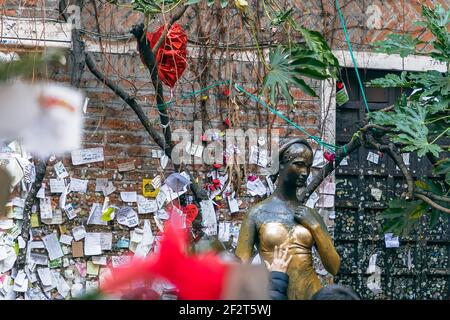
xmin=235 ymin=211 xmax=256 ymax=263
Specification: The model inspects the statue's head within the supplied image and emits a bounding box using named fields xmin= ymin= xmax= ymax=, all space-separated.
xmin=276 ymin=138 xmax=313 ymax=188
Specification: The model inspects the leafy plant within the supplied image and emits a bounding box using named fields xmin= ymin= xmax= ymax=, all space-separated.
xmin=262 ymin=30 xmax=339 ymax=106
xmin=369 ymin=3 xmax=450 ymax=236
xmin=384 ymin=179 xmax=448 ymax=236
xmin=262 ymin=44 xmax=339 ymax=105
xmin=270 ymin=8 xmax=294 ymax=26
xmin=433 ymin=159 xmax=450 ymax=186
xmin=383 ymin=199 xmax=428 ymax=236
xmin=0 ymin=50 xmax=64 ymax=82
xmin=373 ymin=34 xmax=423 ymax=58
xmin=369 ymin=101 xmax=443 ymax=157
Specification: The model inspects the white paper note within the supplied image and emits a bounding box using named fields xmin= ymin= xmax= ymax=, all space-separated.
xmin=367 ymin=152 xmax=380 ymax=164
xmin=54 ymin=161 xmax=69 ymax=179
xmin=165 ymin=173 xmax=191 ymax=193
xmin=95 ymin=178 xmax=108 ymax=192
xmin=151 ymin=175 xmax=162 ymax=189
xmin=36 ymin=183 xmax=46 ymax=199
xmin=92 ymin=256 xmax=107 ymax=265
xmin=100 ymin=233 xmax=113 ymax=251
xmin=87 ymin=203 xmax=107 ymax=226
xmin=39 ymin=197 xmax=53 ymax=220
xmin=71 ymin=147 xmax=104 ymax=165
xmin=118 ymin=161 xmax=135 ymax=172
xmin=120 ymin=191 xmax=137 ymax=203
xmin=64 ymin=203 xmax=77 ymax=220
xmin=200 ymin=200 xmax=217 ymax=236
xmin=42 ymin=233 xmax=64 ymax=261
xmin=116 ymin=207 xmax=139 ymax=228
xmin=37 ymin=268 xmax=52 ymax=286
xmin=137 ymin=195 xmax=158 ymax=214
xmin=69 ymin=178 xmax=88 ymax=193
xmin=72 ymin=225 xmax=86 ymax=241
xmin=371 ymin=188 xmax=382 ymax=201
xmin=59 ymin=234 xmax=73 ymax=246
xmin=84 ymin=233 xmax=102 ymax=256
xmin=305 ymin=192 xmax=320 ymax=209
xmin=402 ymin=153 xmax=410 ymax=166
xmin=228 ymin=196 xmax=240 ymax=213
xmin=103 ymin=181 xmax=117 ymax=196
xmin=49 ymin=178 xmax=66 ymax=193
xmin=367 ymin=253 xmax=378 ymax=274
xmin=323 ymin=182 xmax=336 ymax=194
xmin=218 ymin=222 xmax=231 ymax=242
xmin=246 ymin=178 xmax=267 ymax=197
xmin=134 ymin=220 xmax=154 ymax=257
xmin=385 ymin=233 xmax=400 ymax=248
xmin=312 ymin=150 xmax=325 ymax=168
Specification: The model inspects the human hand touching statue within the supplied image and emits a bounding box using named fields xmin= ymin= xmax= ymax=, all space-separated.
xmin=264 ymin=243 xmax=293 ymax=273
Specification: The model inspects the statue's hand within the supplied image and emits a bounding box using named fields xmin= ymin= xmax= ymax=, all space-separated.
xmin=293 ymin=207 xmax=321 ymax=231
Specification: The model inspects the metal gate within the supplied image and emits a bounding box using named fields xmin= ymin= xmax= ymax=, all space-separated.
xmin=333 ymin=69 xmax=450 ymax=300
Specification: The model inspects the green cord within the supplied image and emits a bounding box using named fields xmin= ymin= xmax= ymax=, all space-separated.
xmin=152 ymin=79 xmax=342 ymax=154
xmin=335 ymin=0 xmax=370 ymax=113
xmin=233 ymin=83 xmax=337 ymax=152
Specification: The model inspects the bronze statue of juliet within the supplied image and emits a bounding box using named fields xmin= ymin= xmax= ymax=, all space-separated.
xmin=235 ymin=138 xmax=340 ymax=300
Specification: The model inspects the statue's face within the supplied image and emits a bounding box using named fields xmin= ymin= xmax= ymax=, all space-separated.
xmin=281 ymin=143 xmax=313 ymax=188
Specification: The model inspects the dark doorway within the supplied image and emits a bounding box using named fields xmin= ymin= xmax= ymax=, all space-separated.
xmin=333 ymin=68 xmax=450 ymax=299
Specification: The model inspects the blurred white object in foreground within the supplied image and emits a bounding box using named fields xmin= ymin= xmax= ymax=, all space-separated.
xmin=0 ymin=82 xmax=84 ymax=156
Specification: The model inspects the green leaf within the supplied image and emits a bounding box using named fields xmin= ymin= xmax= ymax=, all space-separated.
xmin=383 ymin=199 xmax=427 ymax=236
xmin=0 ymin=50 xmax=64 ymax=82
xmin=220 ymin=0 xmax=228 ymax=8
xmin=298 ymin=27 xmax=339 ymax=73
xmin=373 ymin=33 xmax=422 ymax=57
xmin=207 ymin=0 xmax=215 ymax=6
xmin=271 ymin=8 xmax=294 ymax=26
xmin=369 ymin=101 xmax=443 ymax=158
xmin=429 ymin=208 xmax=442 ymax=228
xmin=262 ymin=46 xmax=320 ymax=105
xmin=433 ymin=158 xmax=450 ymax=185
xmin=421 ymin=4 xmax=450 ymax=62
xmin=186 ymin=0 xmax=202 ymax=4
xmin=366 ymin=71 xmax=412 ymax=88
xmin=408 ymin=71 xmax=450 ymax=97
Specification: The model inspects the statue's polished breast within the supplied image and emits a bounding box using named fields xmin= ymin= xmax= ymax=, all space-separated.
xmin=259 ymin=222 xmax=314 ymax=255
xmin=258 ymin=222 xmax=321 ymax=300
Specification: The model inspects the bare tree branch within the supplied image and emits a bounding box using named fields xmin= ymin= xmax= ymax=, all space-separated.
xmin=415 ymin=193 xmax=450 ymax=214
xmin=362 ymin=132 xmax=414 ymax=199
xmin=415 ymin=190 xmax=450 ymax=203
xmin=60 ymin=0 xmax=86 ymax=87
xmin=131 ymin=24 xmax=172 ymax=154
xmin=16 ymin=157 xmax=48 ymax=269
xmin=84 ymin=53 xmax=166 ymax=149
xmin=152 ymin=5 xmax=189 ymax=54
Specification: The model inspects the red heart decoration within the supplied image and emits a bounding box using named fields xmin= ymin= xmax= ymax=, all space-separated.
xmin=183 ymin=204 xmax=199 ymax=226
xmin=146 ymin=23 xmax=187 ymax=88
xmin=324 ymin=151 xmax=336 ymax=162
